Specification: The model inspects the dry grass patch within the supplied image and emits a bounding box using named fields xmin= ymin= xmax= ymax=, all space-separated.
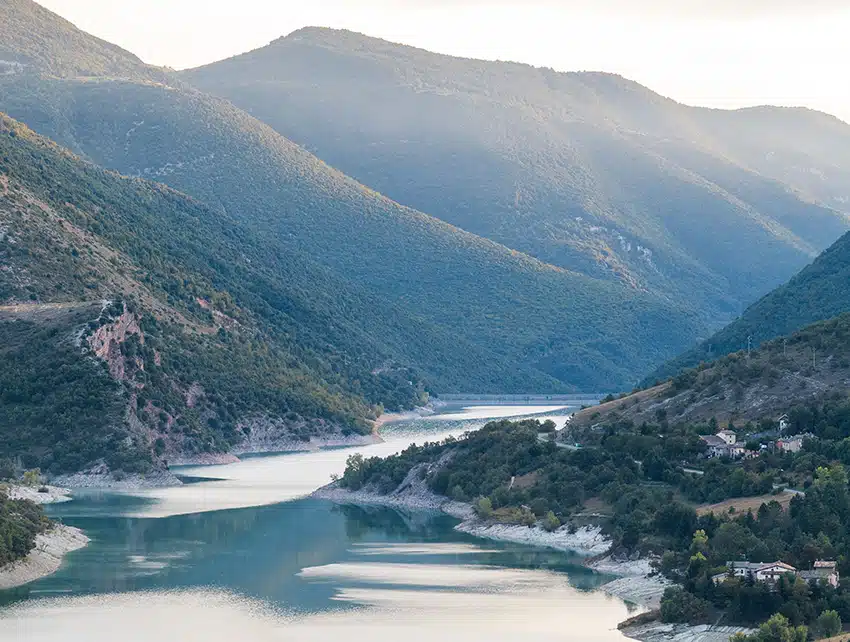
xmin=696 ymin=491 xmax=794 ymax=516
xmin=578 ymin=497 xmax=614 ymax=516
xmin=512 ymin=471 xmax=539 ymax=489
xmin=570 ymin=383 xmax=670 ymax=427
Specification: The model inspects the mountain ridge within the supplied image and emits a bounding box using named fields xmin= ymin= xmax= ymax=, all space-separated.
xmin=574 ymin=310 xmax=850 ymax=431
xmin=183 ymin=26 xmax=850 ymax=330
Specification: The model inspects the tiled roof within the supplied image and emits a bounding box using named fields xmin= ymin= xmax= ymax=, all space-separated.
xmin=728 ymin=561 xmax=796 ymax=572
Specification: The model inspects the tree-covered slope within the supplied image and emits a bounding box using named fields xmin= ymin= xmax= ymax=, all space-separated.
xmin=0 ymin=39 xmax=708 ymax=391
xmin=183 ymin=27 xmax=850 ymax=325
xmin=649 ymin=230 xmax=850 ymax=381
xmin=1 ymin=113 xmax=438 ymax=472
xmin=696 ymin=106 xmax=850 ymax=219
xmin=0 ymin=0 xmax=167 ymax=82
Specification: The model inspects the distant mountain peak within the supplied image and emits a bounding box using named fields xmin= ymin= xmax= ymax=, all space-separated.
xmin=284 ymin=26 xmax=388 ymax=43
xmin=274 ymin=25 xmax=437 ymax=60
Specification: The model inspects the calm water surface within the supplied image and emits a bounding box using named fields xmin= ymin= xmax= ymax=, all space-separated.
xmin=0 ymin=406 xmax=638 ymax=641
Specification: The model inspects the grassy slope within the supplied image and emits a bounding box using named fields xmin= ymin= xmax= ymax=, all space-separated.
xmin=183 ymin=27 xmax=850 ymax=326
xmin=574 ymin=312 xmax=850 ymax=429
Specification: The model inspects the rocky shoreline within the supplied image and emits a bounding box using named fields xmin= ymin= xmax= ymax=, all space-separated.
xmin=372 ymin=401 xmax=445 ymax=429
xmin=620 ymin=623 xmax=754 ymax=642
xmin=0 ymin=524 xmax=89 ymax=590
xmin=7 ymin=484 xmax=74 ymax=504
xmin=45 ymin=405 xmax=428 ymax=490
xmin=48 ymin=432 xmax=385 ymax=489
xmin=231 ymin=432 xmax=382 ymax=457
xmin=51 ymin=467 xmax=183 ymax=490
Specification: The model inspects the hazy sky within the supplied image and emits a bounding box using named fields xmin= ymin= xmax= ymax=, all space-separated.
xmin=37 ymin=0 xmax=850 ymax=122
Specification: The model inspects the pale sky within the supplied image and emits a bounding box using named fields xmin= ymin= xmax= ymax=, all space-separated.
xmin=36 ymin=0 xmax=850 ymax=122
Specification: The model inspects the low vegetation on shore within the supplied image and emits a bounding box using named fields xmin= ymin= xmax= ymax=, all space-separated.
xmin=0 ymin=486 xmax=51 ymax=567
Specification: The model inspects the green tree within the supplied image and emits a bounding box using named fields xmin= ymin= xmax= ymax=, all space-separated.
xmin=731 ymin=614 xmax=808 ymax=642
xmin=475 ymin=497 xmax=493 ymax=519
xmin=660 ymin=587 xmax=712 ymax=624
xmin=340 ymin=453 xmax=371 ymax=490
xmin=811 ymin=610 xmax=841 ymax=639
xmin=539 ymin=420 xmax=557 ymax=433
xmin=690 ymin=529 xmax=709 ymax=556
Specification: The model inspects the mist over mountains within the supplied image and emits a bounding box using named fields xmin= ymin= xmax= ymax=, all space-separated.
xmin=3 ymin=0 xmax=850 ymax=473
xmin=185 ymin=27 xmax=850 ymax=326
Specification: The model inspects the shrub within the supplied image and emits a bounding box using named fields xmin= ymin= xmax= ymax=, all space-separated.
xmin=542 ymin=511 xmax=560 ymax=532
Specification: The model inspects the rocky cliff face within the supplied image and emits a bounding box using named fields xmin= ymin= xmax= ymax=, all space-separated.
xmin=87 ymin=307 xmax=142 ymax=381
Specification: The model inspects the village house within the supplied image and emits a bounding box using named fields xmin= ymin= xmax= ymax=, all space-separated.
xmin=713 ymin=560 xmax=839 ymax=589
xmin=700 ymin=430 xmax=747 ymax=458
xmin=776 ymin=435 xmax=807 ymax=453
xmin=799 ymin=560 xmax=841 ymax=588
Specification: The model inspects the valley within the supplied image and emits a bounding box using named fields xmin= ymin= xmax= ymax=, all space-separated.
xmin=3 ymin=2 xmax=850 ymax=641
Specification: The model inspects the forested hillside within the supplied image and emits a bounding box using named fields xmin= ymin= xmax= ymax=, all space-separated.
xmin=0 ymin=1 xmax=709 ymax=395
xmin=0 ymin=106 xmax=700 ymax=471
xmin=650 ymin=230 xmax=850 ymax=381
xmin=184 ymin=27 xmax=850 ymax=326
xmin=342 ymin=407 xmax=850 ymax=632
xmin=1 ymin=113 xmax=429 ymax=472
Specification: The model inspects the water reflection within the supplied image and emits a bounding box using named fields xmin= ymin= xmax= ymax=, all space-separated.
xmin=423 ymin=405 xmax=568 ymax=421
xmin=3 ymin=578 xmax=633 ymax=642
xmin=119 ymin=405 xmax=573 ymax=519
xmin=0 ymin=405 xmax=639 ymax=641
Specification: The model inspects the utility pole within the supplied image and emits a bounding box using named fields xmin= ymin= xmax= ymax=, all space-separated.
xmin=783 ymin=338 xmax=787 ymax=357
xmin=747 ymin=336 xmax=753 ymax=358
xmin=812 ymin=347 xmax=816 ymax=369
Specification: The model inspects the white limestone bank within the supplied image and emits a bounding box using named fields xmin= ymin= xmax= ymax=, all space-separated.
xmin=0 ymin=524 xmax=89 ymax=590
xmin=7 ymin=484 xmax=73 ymax=504
xmin=621 ymin=623 xmax=753 ymax=642
xmin=230 ymin=432 xmax=382 ymax=458
xmin=455 ymin=520 xmax=612 ymax=556
xmin=52 ymin=466 xmax=182 ymax=490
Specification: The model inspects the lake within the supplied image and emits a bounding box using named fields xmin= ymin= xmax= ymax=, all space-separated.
xmin=0 ymin=406 xmax=639 ymax=641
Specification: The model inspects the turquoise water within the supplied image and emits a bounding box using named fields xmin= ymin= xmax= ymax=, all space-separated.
xmin=0 ymin=407 xmax=638 ymax=641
